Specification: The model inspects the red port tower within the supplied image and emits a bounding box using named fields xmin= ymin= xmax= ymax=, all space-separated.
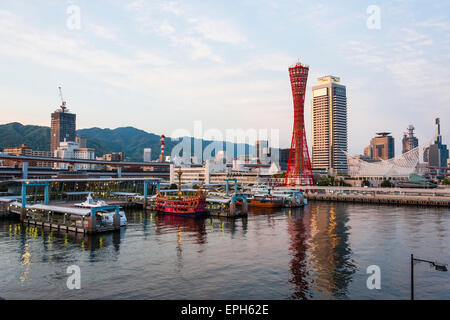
xmin=284 ymin=62 xmax=315 ymax=187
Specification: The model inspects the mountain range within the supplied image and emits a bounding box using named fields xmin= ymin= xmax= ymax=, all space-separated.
xmin=0 ymin=122 xmax=255 ymax=161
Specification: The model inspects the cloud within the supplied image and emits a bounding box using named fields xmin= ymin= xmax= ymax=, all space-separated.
xmin=188 ymin=17 xmax=246 ymax=44
xmin=416 ymin=19 xmax=450 ymax=32
xmin=124 ymin=0 xmax=246 ymax=62
xmin=87 ymin=23 xmax=118 ymax=41
xmin=172 ymin=36 xmax=224 ymax=63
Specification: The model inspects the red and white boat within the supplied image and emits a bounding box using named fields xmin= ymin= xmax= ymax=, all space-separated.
xmin=154 ymin=168 xmax=207 ymax=216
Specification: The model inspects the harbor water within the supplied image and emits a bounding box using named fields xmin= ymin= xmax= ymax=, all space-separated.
xmin=0 ymin=202 xmax=449 ymax=300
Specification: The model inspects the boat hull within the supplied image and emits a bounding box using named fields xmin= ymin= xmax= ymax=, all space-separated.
xmin=155 ymin=196 xmax=207 ymax=216
xmin=236 ymin=198 xmax=283 ymax=208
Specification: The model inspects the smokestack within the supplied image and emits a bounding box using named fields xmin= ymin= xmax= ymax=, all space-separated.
xmin=159 ymin=134 xmax=165 ymax=162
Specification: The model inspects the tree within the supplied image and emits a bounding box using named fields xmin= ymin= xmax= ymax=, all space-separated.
xmin=380 ymin=179 xmax=393 ymax=188
xmin=361 ymin=180 xmax=371 ymax=187
xmin=272 ymin=172 xmax=286 ymax=178
xmin=317 ymin=176 xmax=331 ymax=186
xmin=442 ymin=178 xmax=450 ymax=185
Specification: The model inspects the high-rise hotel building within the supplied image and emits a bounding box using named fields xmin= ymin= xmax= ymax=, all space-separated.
xmin=311 ymin=76 xmax=348 ymax=174
xmin=51 ymin=106 xmax=76 ymax=153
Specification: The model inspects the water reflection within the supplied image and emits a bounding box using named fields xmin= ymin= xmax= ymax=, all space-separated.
xmin=1 ymin=221 xmax=125 ymax=267
xmin=287 ymin=208 xmax=312 ymax=299
xmin=306 ymin=203 xmax=356 ymax=299
xmin=154 ymin=214 xmax=208 ymax=245
xmin=1 ymin=203 xmax=448 ymax=300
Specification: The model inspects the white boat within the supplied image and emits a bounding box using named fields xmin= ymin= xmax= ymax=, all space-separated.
xmin=250 ymin=184 xmax=271 ymax=196
xmin=272 ymin=190 xmax=307 ymax=206
xmin=75 ymin=193 xmax=127 ymax=227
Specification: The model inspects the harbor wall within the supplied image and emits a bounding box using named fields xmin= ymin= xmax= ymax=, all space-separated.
xmin=306 ymin=193 xmax=450 ymax=207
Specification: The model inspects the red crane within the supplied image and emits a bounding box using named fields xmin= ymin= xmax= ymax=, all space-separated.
xmin=58 ymin=86 xmax=67 ymax=111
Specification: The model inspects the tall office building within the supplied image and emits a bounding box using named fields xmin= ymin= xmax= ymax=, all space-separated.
xmin=255 ymin=140 xmax=270 ymax=164
xmin=402 ymin=125 xmax=419 ymax=154
xmin=424 ymin=118 xmax=449 ymax=168
xmin=51 ymin=105 xmax=76 ymax=153
xmin=143 ymin=148 xmax=152 ymax=162
xmin=370 ymin=132 xmax=395 ymax=160
xmin=311 ymin=76 xmax=348 ymax=174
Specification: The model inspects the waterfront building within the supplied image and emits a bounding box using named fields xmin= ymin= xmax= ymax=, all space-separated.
xmin=278 ymin=148 xmax=291 ymax=171
xmin=255 ymin=140 xmax=270 ymax=164
xmin=370 ymin=132 xmax=394 ymax=160
xmin=3 ymin=144 xmax=53 ymax=167
xmin=143 ymin=148 xmax=152 ymax=162
xmin=169 ymin=159 xmax=280 ymax=185
xmin=311 ymin=75 xmax=348 ymax=174
xmin=54 ymin=140 xmax=95 ymax=170
xmin=402 ymin=125 xmax=419 ymax=154
xmin=101 ymin=152 xmax=124 ymax=162
xmin=51 ymin=105 xmax=76 ymax=152
xmin=75 ymin=136 xmax=87 ymax=148
xmin=363 ymin=145 xmax=372 ymax=159
xmin=424 ymin=118 xmax=449 ymax=169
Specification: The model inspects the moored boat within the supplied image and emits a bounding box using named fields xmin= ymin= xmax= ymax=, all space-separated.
xmin=236 ymin=194 xmax=283 ymax=208
xmin=75 ymin=193 xmax=128 ymax=226
xmin=154 ymin=168 xmax=207 ymax=216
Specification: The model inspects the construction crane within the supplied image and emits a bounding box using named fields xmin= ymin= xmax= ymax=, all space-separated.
xmin=58 ymin=86 xmax=67 ymax=111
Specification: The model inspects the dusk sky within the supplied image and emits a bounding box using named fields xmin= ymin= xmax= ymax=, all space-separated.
xmin=0 ymin=0 xmax=449 ymax=155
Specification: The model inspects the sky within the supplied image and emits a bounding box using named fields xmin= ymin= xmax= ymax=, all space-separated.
xmin=0 ymin=0 xmax=449 ymax=155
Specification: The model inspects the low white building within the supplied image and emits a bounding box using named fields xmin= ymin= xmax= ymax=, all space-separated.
xmin=54 ymin=140 xmax=95 ymax=170
xmin=169 ymin=157 xmax=280 ymax=185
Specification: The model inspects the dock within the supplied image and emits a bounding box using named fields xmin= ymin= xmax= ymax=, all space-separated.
xmin=306 ymin=193 xmax=450 ymax=207
xmin=8 ymin=201 xmax=123 ymax=234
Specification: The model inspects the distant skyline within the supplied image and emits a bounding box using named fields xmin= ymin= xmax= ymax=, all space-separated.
xmin=0 ymin=0 xmax=449 ymax=156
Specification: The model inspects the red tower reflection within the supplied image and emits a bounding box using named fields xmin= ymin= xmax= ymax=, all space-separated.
xmin=284 ymin=62 xmax=314 ymax=187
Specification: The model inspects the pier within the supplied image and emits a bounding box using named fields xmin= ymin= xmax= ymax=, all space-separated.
xmin=306 ymin=192 xmax=450 ymax=206
xmin=2 ymin=176 xmax=448 ymax=237
xmin=0 ymin=177 xmax=250 ymax=232
xmin=282 ymin=186 xmax=450 ymax=207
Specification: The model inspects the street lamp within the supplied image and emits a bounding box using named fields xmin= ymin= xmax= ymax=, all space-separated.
xmin=411 ymin=253 xmax=448 ymax=300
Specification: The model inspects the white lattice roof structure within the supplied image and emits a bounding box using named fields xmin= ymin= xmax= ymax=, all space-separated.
xmin=346 ymin=141 xmax=432 ymax=177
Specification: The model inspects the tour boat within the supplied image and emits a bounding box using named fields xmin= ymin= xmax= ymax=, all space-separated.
xmin=75 ymin=193 xmax=127 ymax=226
xmin=250 ymin=184 xmax=271 ymax=196
xmin=154 ymin=168 xmax=207 ymax=216
xmin=239 ymin=195 xmax=283 ymax=208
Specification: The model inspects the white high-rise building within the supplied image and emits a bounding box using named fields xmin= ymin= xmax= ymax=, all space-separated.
xmin=143 ymin=148 xmax=152 ymax=162
xmin=54 ymin=140 xmax=95 ymax=170
xmin=311 ymin=76 xmax=348 ymax=174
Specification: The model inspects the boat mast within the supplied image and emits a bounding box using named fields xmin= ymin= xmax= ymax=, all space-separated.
xmin=177 ymin=167 xmax=183 ymax=199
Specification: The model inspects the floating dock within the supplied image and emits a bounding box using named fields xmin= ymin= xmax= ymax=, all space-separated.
xmin=8 ymin=201 xmax=123 ymax=234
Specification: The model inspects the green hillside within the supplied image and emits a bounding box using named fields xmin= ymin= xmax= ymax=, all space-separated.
xmin=0 ymin=123 xmax=253 ymax=161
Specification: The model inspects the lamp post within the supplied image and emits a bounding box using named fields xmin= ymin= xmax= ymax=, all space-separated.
xmin=411 ymin=253 xmax=448 ymax=300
